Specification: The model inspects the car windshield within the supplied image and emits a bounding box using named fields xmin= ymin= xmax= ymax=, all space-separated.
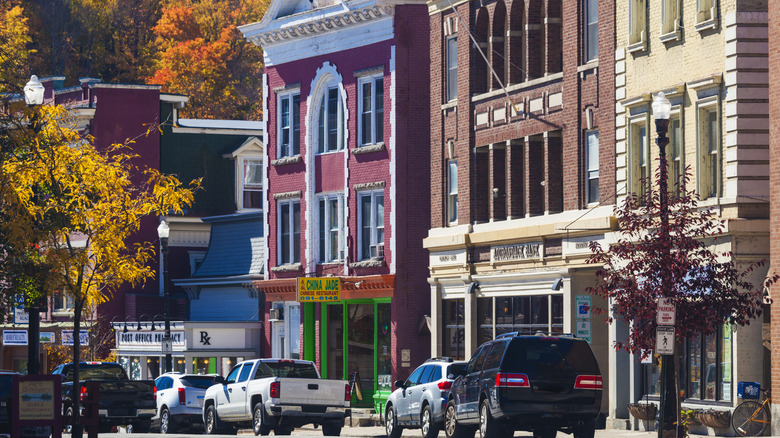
xmin=61 ymin=364 xmax=127 ymax=381
xmin=181 ymin=376 xmax=216 ymax=389
xmin=258 ymin=361 xmax=319 ymax=379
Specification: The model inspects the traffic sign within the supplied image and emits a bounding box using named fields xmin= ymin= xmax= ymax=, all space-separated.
xmin=656 ymin=326 xmax=675 ymax=355
xmin=161 ymin=337 xmax=173 ymax=354
xmin=657 ymin=297 xmax=676 ymax=325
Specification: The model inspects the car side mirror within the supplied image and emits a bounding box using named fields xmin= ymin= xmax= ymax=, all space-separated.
xmin=394 ymin=380 xmax=406 ymax=389
xmin=214 ymin=376 xmax=226 ymax=385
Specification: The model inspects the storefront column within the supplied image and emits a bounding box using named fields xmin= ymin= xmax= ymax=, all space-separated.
xmin=464 ymin=280 xmax=478 ymax=359
xmin=429 ymin=279 xmax=441 ymax=357
xmin=608 ymin=314 xmax=632 ymax=429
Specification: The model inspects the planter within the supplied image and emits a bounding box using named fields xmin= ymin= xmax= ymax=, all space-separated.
xmin=695 ymin=409 xmax=731 ymax=430
xmin=628 ymin=403 xmax=658 ymax=421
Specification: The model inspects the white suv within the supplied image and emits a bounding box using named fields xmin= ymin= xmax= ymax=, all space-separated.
xmin=153 ymin=373 xmax=217 ymax=434
xmin=385 ymin=358 xmax=467 ymax=438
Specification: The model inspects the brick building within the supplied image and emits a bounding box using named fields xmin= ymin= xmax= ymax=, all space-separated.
xmin=239 ymin=0 xmax=432 ymax=410
xmin=769 ymin=0 xmax=779 ymax=434
xmin=613 ymin=1 xmax=772 ymax=433
xmin=425 ymin=0 xmax=615 ymax=418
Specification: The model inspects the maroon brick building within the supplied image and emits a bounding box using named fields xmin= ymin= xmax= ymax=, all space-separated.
xmin=769 ymin=2 xmax=779 ymax=433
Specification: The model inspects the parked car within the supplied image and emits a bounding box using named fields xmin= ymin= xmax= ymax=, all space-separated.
xmin=52 ymin=361 xmax=156 ymax=433
xmin=202 ymin=358 xmax=350 ymax=436
xmin=0 ymin=370 xmax=21 ymax=434
xmin=153 ymin=373 xmax=218 ymax=433
xmin=385 ymin=358 xmax=467 ymax=438
xmin=444 ymin=333 xmax=603 ymax=438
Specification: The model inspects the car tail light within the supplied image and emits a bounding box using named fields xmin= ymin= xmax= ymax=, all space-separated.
xmin=574 ymin=375 xmax=603 ymax=390
xmin=345 ymin=383 xmax=352 ymax=402
xmin=80 ymin=386 xmax=88 ymax=402
xmin=153 ymin=386 xmax=157 ymax=401
xmin=437 ymin=381 xmax=452 ymax=391
xmin=495 ymin=373 xmax=530 ymax=388
xmin=178 ymin=387 xmax=186 ymax=405
xmin=270 ymin=381 xmax=280 ymax=398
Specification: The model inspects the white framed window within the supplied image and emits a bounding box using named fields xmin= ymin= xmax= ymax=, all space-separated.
xmin=660 ymin=0 xmax=680 ymax=39
xmin=318 ymin=194 xmax=345 ymax=263
xmin=358 ymin=190 xmax=385 ymax=260
xmin=241 ymin=158 xmax=263 ymax=210
xmin=278 ymin=92 xmax=300 ymax=157
xmin=585 ymin=130 xmax=599 ymax=204
xmin=448 ymin=161 xmax=458 ymax=224
xmin=697 ymin=101 xmax=720 ymax=199
xmin=358 ymin=75 xmax=384 ymax=146
xmin=52 ymin=291 xmax=74 ymax=313
xmin=446 ymin=36 xmax=458 ymax=102
xmin=695 ymin=0 xmax=717 ymax=30
xmin=629 ymin=118 xmax=649 ymax=199
xmin=277 ymin=200 xmax=301 ymax=265
xmin=628 ymin=0 xmax=646 ymax=52
xmin=584 ymin=0 xmax=598 ymax=62
xmin=317 ymin=87 xmax=344 ymax=153
xmin=669 ymin=115 xmax=683 ymax=195
xmin=271 ymin=302 xmax=301 ymax=359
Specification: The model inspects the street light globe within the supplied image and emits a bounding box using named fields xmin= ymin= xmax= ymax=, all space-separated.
xmin=652 ymin=92 xmax=671 ymax=121
xmin=24 ymin=75 xmax=45 ymax=106
xmin=157 ymin=219 xmax=170 ymax=239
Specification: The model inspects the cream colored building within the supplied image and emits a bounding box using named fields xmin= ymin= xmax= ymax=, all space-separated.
xmin=614 ymin=0 xmax=771 ymax=433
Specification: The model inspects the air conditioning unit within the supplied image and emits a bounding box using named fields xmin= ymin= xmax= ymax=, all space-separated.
xmin=370 ymin=243 xmax=385 ymax=260
xmin=269 ymin=308 xmax=284 ymax=321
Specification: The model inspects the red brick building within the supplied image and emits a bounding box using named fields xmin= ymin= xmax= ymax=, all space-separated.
xmin=769 ymin=1 xmax=779 ymax=433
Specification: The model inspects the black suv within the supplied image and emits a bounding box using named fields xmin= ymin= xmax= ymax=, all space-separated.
xmin=444 ymin=333 xmax=602 ymax=438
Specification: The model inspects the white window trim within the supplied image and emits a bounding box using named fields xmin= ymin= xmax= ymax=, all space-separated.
xmin=277 ymin=199 xmax=301 ymax=266
xmin=695 ymin=0 xmax=718 ymax=32
xmin=357 ymin=74 xmax=385 ymax=147
xmin=659 ymin=0 xmax=681 ymax=43
xmin=584 ymin=0 xmax=598 ymax=63
xmin=358 ymin=190 xmax=385 ymax=261
xmin=627 ymin=0 xmax=646 ymax=53
xmin=316 ymin=86 xmax=346 ymax=154
xmin=277 ymin=90 xmax=301 ymax=158
xmin=448 ymin=160 xmax=459 ymax=225
xmin=239 ymin=156 xmax=264 ymax=212
xmin=668 ymin=109 xmax=684 ymax=194
xmin=271 ymin=302 xmax=301 ymax=359
xmin=585 ymin=130 xmax=599 ymax=205
xmin=628 ymin=114 xmax=650 ymax=198
xmin=52 ymin=291 xmax=75 ymax=315
xmin=317 ymin=193 xmax=345 ymax=264
xmin=446 ymin=35 xmax=458 ymax=102
xmin=696 ymin=96 xmax=720 ymax=200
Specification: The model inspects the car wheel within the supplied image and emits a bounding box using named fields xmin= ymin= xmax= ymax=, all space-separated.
xmin=205 ymin=405 xmax=219 ymax=435
xmin=322 ymin=422 xmax=343 ymax=436
xmin=532 ymin=429 xmax=557 ymax=438
xmin=421 ymin=404 xmax=440 ymax=438
xmin=445 ymin=400 xmax=474 ymax=438
xmin=386 ymin=405 xmax=403 ymax=438
xmin=573 ymin=419 xmax=595 ymax=438
xmin=479 ymin=400 xmax=498 ymax=438
xmin=160 ymin=407 xmax=174 ymax=434
xmin=253 ymin=402 xmax=272 ymax=436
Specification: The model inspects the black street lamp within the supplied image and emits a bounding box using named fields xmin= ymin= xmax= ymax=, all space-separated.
xmin=157 ymin=219 xmax=172 ymax=373
xmin=23 ymin=75 xmax=45 ymax=376
xmin=652 ymin=92 xmax=677 ymax=438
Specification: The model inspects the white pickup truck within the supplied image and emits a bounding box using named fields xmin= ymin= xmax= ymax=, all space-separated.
xmin=202 ymin=358 xmax=351 ymax=436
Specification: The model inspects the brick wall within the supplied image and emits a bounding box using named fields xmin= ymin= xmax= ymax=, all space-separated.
xmin=769 ymin=0 xmax=779 ymax=432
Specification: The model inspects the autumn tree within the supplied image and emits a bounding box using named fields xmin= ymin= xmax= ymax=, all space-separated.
xmin=147 ymin=0 xmax=267 ymax=119
xmin=1 ymin=103 xmax=198 ymax=434
xmin=0 ymin=1 xmax=31 ymax=93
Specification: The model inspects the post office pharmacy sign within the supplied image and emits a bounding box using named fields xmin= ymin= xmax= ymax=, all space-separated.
xmin=116 ymin=330 xmax=185 ymax=348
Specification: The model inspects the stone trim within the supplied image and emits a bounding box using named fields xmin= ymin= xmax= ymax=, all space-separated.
xmin=349 ymin=259 xmax=385 ymax=269
xmin=270 ymin=155 xmax=303 ymax=166
xmin=354 ymin=65 xmax=385 ymax=78
xmin=273 ymin=190 xmax=302 ymax=200
xmin=269 ymin=263 xmax=302 ymax=273
xmin=353 ymin=181 xmax=386 ymax=191
xmin=272 ymin=82 xmax=301 ymax=94
xmin=351 ymin=143 xmax=386 ymax=155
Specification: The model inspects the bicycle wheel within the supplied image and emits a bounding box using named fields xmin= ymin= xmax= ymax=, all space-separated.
xmin=732 ymin=400 xmax=769 ymax=437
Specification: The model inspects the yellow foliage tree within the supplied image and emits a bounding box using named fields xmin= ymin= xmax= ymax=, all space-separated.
xmin=0 ymin=4 xmax=32 ymax=94
xmin=1 ymin=103 xmax=199 ymax=430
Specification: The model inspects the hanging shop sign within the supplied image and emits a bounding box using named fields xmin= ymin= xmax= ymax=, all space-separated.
xmin=297 ymin=277 xmax=340 ymax=302
xmin=3 ymin=330 xmax=28 ymax=346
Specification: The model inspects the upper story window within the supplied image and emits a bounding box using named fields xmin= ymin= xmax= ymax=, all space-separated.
xmin=52 ymin=291 xmax=74 ymax=313
xmin=242 ymin=158 xmax=263 ymax=210
xmin=318 ymin=87 xmax=344 ymax=153
xmin=629 ymin=118 xmax=649 ymax=200
xmin=584 ymin=0 xmax=598 ymax=62
xmin=358 ymin=190 xmax=384 ymax=261
xmin=318 ymin=194 xmax=345 ymax=263
xmin=359 ymin=75 xmax=384 ymax=146
xmin=698 ymin=102 xmax=720 ymax=199
xmin=585 ymin=131 xmax=599 ymax=204
xmin=628 ymin=0 xmax=646 ymax=52
xmin=695 ymin=0 xmax=717 ymax=30
xmin=278 ymin=199 xmax=301 ymax=265
xmin=278 ymin=92 xmax=300 ymax=157
xmin=446 ymin=36 xmax=458 ymax=102
xmin=448 ymin=161 xmax=458 ymax=224
xmin=669 ymin=116 xmax=683 ymax=195
xmin=660 ymin=0 xmax=681 ymax=39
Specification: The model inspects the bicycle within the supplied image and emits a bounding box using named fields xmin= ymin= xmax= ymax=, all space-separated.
xmin=732 ymin=388 xmax=771 ymax=436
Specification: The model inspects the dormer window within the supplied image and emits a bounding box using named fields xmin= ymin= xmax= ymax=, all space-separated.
xmin=242 ymin=158 xmax=263 ymax=210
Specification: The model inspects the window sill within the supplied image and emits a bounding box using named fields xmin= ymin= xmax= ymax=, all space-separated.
xmin=270 ymin=263 xmax=302 ymax=273
xmin=349 ymin=259 xmax=386 ymax=269
xmin=441 ymin=100 xmax=457 ymax=111
xmin=351 ymin=143 xmax=385 ymax=155
xmin=319 ymin=261 xmax=345 ymax=266
xmin=659 ymin=29 xmax=681 ymax=43
xmin=317 ymin=149 xmax=346 ymax=156
xmin=627 ymin=38 xmax=646 ymax=54
xmin=577 ymin=61 xmax=598 ymax=73
xmin=52 ymin=310 xmax=74 ymax=317
xmin=695 ymin=18 xmax=717 ymax=32
xmin=271 ymin=155 xmax=302 ymax=166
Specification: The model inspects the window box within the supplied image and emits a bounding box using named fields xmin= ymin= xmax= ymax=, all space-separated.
xmin=627 ymin=403 xmax=657 ymax=421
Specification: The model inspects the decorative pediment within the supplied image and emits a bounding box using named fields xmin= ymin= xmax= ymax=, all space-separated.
xmin=224 ymin=136 xmax=264 ymax=158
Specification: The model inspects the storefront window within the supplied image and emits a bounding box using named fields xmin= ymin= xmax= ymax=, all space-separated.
xmin=130 ymin=357 xmax=141 ymax=380
xmin=688 ymin=333 xmax=702 ymax=399
xmin=721 ymin=323 xmax=732 ymax=401
xmin=667 ymin=324 xmax=732 ymax=402
xmin=147 ymin=357 xmax=160 ymax=379
xmin=377 ymin=303 xmax=392 ymax=391
xmin=443 ymin=299 xmax=465 ymax=360
xmin=477 ymin=298 xmax=492 ymax=347
xmin=347 ymin=303 xmax=375 ymax=393
xmin=327 ymin=305 xmax=343 ymax=380
xmin=174 ymin=357 xmax=186 ymax=374
xmin=194 ymin=357 xmax=217 ymax=375
xmin=551 ymin=295 xmax=564 ymax=333
xmin=221 ymin=357 xmax=243 ymax=377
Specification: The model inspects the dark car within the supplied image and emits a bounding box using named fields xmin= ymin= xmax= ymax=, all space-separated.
xmin=0 ymin=371 xmax=21 ymax=433
xmin=444 ymin=333 xmax=602 ymax=438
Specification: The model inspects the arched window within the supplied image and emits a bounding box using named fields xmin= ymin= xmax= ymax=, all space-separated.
xmin=508 ymin=0 xmax=525 ymax=84
xmin=546 ymin=0 xmax=562 ymax=73
xmin=472 ymin=7 xmax=490 ymax=95
xmin=526 ymin=0 xmax=544 ymax=79
xmin=309 ymin=62 xmax=347 ymax=154
xmin=491 ymin=1 xmax=507 ymax=89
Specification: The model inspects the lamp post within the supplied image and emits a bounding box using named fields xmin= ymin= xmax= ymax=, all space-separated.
xmin=23 ymin=75 xmax=45 ymax=376
xmin=652 ymin=92 xmax=677 ymax=438
xmin=157 ymin=219 xmax=172 ymax=373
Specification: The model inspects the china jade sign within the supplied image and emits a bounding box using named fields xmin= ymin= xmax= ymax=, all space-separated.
xmin=297 ymin=277 xmax=341 ymax=302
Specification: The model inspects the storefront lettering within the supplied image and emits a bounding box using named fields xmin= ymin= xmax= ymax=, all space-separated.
xmin=200 ymin=331 xmax=211 ymax=345
xmin=117 ymin=331 xmax=185 ymax=347
xmin=491 ymin=243 xmax=541 ymax=262
xmin=438 ymin=254 xmax=457 ymax=262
